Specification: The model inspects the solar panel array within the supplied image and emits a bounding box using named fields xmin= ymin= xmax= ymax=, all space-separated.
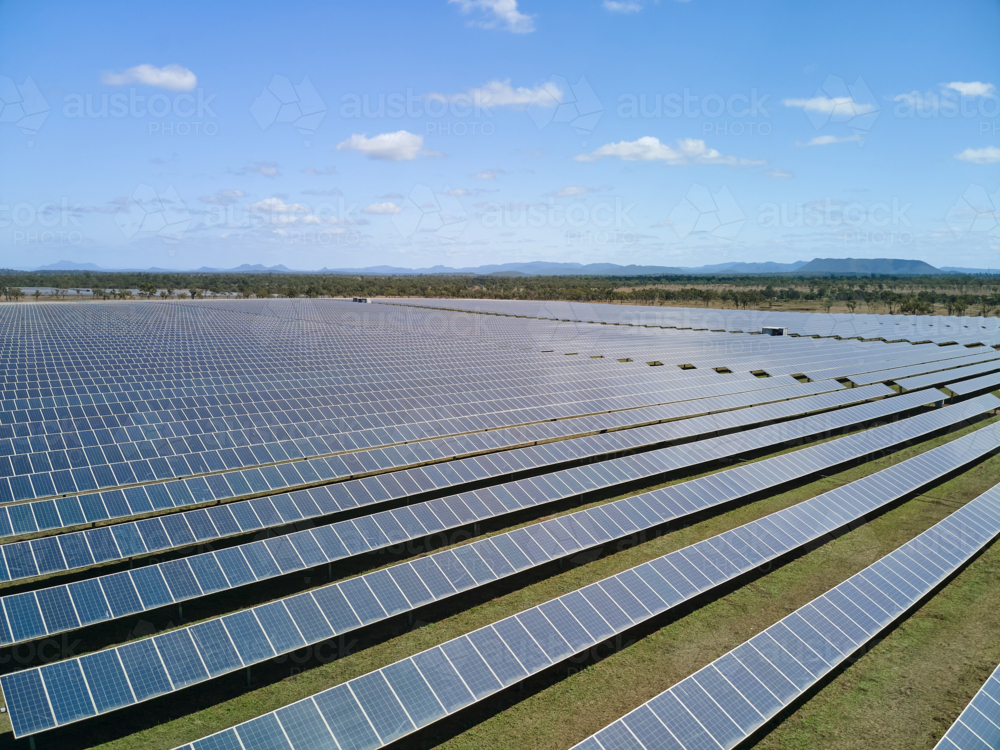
xmin=0 ymin=373 xmax=836 ymax=546
xmin=947 ymin=370 xmax=1000 ymax=398
xmin=935 ymin=660 xmax=1000 ymax=749
xmin=0 ymin=383 xmax=950 ymax=651
xmin=573 ymin=465 xmax=1000 ymax=750
xmin=0 ymin=299 xmax=997 ymax=746
xmin=0 ymin=380 xmax=898 ymax=593
xmin=894 ymin=357 xmax=1000 ymax=393
xmin=390 ymin=298 xmax=1000 ymax=347
xmin=151 ymin=415 xmax=1000 ymax=750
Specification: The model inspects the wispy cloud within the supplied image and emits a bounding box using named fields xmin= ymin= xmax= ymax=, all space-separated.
xmin=945 ymin=81 xmax=995 ymax=97
xmin=575 ymin=136 xmax=764 ymax=166
xmin=782 ymin=96 xmax=876 ymax=116
xmin=470 ymin=169 xmax=506 ymax=180
xmin=302 ymin=166 xmax=337 ymax=175
xmin=101 ymin=64 xmax=196 ymax=91
xmin=799 ymin=134 xmax=862 ymax=146
xmin=335 ymin=131 xmax=440 ymax=161
xmin=764 ymin=168 xmax=795 ymax=179
xmin=199 ymin=189 xmax=247 ymax=205
xmin=236 ymin=162 xmax=281 ymax=177
xmin=448 ymin=0 xmax=535 ymax=33
xmin=362 ymin=202 xmax=403 ymax=214
xmin=428 ymin=79 xmax=562 ymax=109
xmin=603 ymin=0 xmax=643 ymax=13
xmin=955 ymin=146 xmax=1000 ymax=164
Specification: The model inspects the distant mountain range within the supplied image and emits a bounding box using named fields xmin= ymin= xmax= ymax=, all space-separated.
xmin=24 ymin=258 xmax=1000 ymax=276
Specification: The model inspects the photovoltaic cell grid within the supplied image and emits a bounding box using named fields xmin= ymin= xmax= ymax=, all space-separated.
xmin=0 ymin=374 xmax=836 ymax=543
xmin=0 ymin=300 xmax=984 ymax=510
xmin=4 ymin=300 xmax=833 ymax=504
xmin=0 ymin=383 xmax=908 ymax=589
xmin=948 ymin=371 xmax=1000 ymax=398
xmin=146 ymin=419 xmax=1000 ymax=750
xmin=390 ymin=298 xmax=1000 ymax=347
xmin=5 ymin=396 xmax=997 ymax=736
xmin=0 ymin=363 xmax=781 ymax=506
xmin=573 ymin=478 xmax=1000 ymax=750
xmin=0 ymin=383 xmax=910 ymax=646
xmin=935 ymin=660 xmax=1000 ymax=749
xmin=894 ymin=357 xmax=1000 ymax=392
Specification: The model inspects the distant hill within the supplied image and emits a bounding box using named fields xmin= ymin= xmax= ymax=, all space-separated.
xmin=20 ymin=257 xmax=978 ymax=277
xmin=939 ymin=266 xmax=1000 ymax=275
xmin=677 ymin=261 xmax=808 ymax=273
xmin=794 ymin=258 xmax=941 ymax=275
xmin=35 ymin=260 xmax=107 ymax=271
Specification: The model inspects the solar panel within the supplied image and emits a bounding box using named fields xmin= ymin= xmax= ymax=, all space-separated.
xmin=123 ymin=417 xmax=1000 ymax=750
xmin=0 ymin=383 xmax=898 ymax=589
xmin=5 ymin=401 xmax=997 ymax=737
xmin=574 ymin=478 xmax=1000 ymax=750
xmin=934 ymin=660 xmax=1000 ymax=749
xmin=0 ymin=373 xmax=830 ymax=542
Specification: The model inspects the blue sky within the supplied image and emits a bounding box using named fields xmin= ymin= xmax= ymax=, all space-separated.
xmin=1 ymin=0 xmax=998 ymax=271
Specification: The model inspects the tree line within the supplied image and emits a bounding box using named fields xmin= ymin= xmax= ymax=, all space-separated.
xmin=1 ymin=270 xmax=998 ymax=317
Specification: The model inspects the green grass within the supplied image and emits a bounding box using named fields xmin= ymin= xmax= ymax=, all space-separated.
xmin=4 ymin=413 xmax=1000 ymax=750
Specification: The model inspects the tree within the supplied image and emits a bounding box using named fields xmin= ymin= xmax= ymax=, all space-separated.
xmin=33 ymin=290 xmax=41 ymax=301
xmin=845 ymin=298 xmax=857 ymax=313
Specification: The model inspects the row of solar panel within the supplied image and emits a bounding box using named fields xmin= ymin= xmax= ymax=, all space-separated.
xmin=948 ymin=371 xmax=1000 ymax=398
xmin=0 ymin=384 xmax=908 ymax=589
xmin=390 ymin=299 xmax=1000 ymax=349
xmin=0 ymin=358 xmax=743 ymax=427
xmin=0 ymin=372 xmax=804 ymax=505
xmin=822 ymin=350 xmax=1000 ymax=387
xmin=129 ymin=414 xmax=1000 ymax=750
xmin=0 ymin=384 xmax=914 ymax=646
xmin=934 ymin=660 xmax=1000 ymax=749
xmin=0 ymin=379 xmax=808 ymax=520
xmin=573 ymin=469 xmax=1000 ymax=750
xmin=0 ymin=388 xmax=984 ymax=680
xmin=0 ymin=379 xmax=851 ymax=548
xmin=895 ymin=357 xmax=1000 ymax=392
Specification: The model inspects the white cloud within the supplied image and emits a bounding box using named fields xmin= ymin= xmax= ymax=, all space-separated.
xmin=782 ymin=96 xmax=876 ymax=116
xmin=449 ymin=0 xmax=535 ymax=33
xmin=443 ymin=188 xmax=470 ymax=196
xmin=302 ymin=166 xmax=337 ymax=175
xmin=764 ymin=168 xmax=795 ymax=179
xmin=429 ymin=79 xmax=562 ymax=109
xmin=245 ymin=197 xmax=328 ymax=225
xmin=101 ymin=64 xmax=196 ymax=92
xmin=575 ymin=137 xmax=765 ymax=166
xmin=946 ymin=81 xmax=996 ymax=97
xmin=200 ymin=189 xmax=247 ymax=205
xmin=237 ymin=162 xmax=281 ymax=177
xmin=362 ymin=202 xmax=402 ymax=214
xmin=603 ymin=0 xmax=643 ymax=12
xmin=470 ymin=169 xmax=505 ymax=179
xmin=335 ymin=131 xmax=427 ymax=161
xmin=552 ymin=186 xmax=596 ymax=197
xmin=800 ymin=134 xmax=862 ymax=146
xmin=955 ymin=146 xmax=1000 ymax=164
xmin=301 ymin=187 xmax=343 ymax=196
